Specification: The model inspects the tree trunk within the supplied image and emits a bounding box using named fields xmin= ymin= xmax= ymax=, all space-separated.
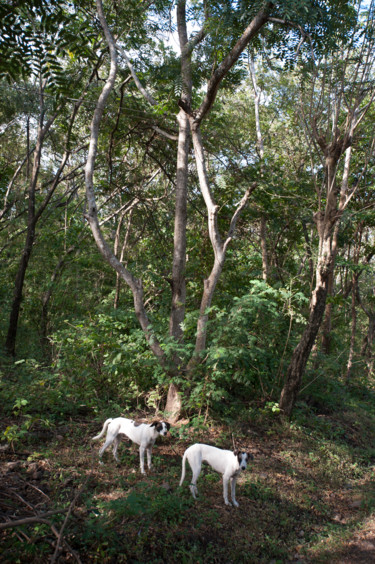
xmin=279 ymin=265 xmax=330 ymax=416
xmin=169 ymin=108 xmax=189 ymax=342
xmin=345 ymin=275 xmax=357 ymax=383
xmin=260 ymin=215 xmax=268 ymax=282
xmin=360 ymin=307 xmax=375 ymax=377
xmin=169 ymin=0 xmax=192 ymax=343
xmin=85 ymin=0 xmax=168 ymax=367
xmin=365 ymin=316 xmax=375 ymax=376
xmin=114 ymin=208 xmax=134 ymax=310
xmin=279 ymin=86 xmax=357 ymax=415
xmin=5 ymin=112 xmax=44 ymax=355
xmin=164 ymin=0 xmax=193 ymax=420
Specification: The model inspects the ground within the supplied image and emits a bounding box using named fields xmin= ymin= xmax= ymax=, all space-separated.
xmin=1 ymin=413 xmax=375 ymax=562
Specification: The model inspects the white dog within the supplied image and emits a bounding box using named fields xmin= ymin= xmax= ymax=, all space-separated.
xmin=92 ymin=417 xmax=170 ymax=474
xmin=179 ymin=443 xmax=252 ymax=507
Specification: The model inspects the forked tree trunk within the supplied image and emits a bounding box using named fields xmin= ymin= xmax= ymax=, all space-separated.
xmin=91 ymin=0 xmax=270 ymax=419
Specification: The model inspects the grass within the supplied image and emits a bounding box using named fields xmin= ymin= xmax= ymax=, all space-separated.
xmin=1 ymin=393 xmax=375 ymax=563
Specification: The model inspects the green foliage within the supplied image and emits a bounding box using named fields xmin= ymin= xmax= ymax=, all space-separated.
xmin=0 ymin=0 xmax=97 ymax=90
xmin=50 ymin=309 xmax=161 ymax=410
xmin=198 ymin=280 xmax=309 ymax=407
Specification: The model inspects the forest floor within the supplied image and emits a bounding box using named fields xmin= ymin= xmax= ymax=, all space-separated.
xmin=1 ymin=408 xmax=375 ymax=563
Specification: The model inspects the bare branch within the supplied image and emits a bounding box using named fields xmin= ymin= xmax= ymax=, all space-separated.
xmin=116 ymin=44 xmax=157 ymax=106
xmin=0 ymin=509 xmax=67 ymax=530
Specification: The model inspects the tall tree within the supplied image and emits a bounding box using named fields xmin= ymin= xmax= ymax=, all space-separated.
xmin=83 ymin=0 xmax=360 ymax=418
xmin=279 ymin=4 xmax=375 ymax=415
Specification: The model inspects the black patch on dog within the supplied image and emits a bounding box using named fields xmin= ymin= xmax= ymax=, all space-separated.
xmin=150 ymin=421 xmax=170 ymax=432
xmin=133 ymin=421 xmax=142 ymax=427
xmin=150 ymin=421 xmax=163 ymax=431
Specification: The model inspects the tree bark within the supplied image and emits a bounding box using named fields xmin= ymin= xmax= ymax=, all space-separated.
xmin=279 ymin=279 xmax=329 ymax=416
xmin=169 ymin=0 xmax=192 ymax=344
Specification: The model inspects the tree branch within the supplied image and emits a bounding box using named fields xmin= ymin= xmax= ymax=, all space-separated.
xmin=193 ymin=3 xmax=272 ymax=126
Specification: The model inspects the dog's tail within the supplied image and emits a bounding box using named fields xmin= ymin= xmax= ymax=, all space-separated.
xmin=179 ymin=451 xmax=188 ymax=487
xmin=92 ymin=418 xmax=113 ymax=441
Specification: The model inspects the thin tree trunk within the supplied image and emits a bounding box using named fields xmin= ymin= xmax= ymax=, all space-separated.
xmin=40 ymin=245 xmax=77 ymax=353
xmin=85 ymin=0 xmax=167 ymax=366
xmin=359 ymin=288 xmax=375 ymax=377
xmin=279 ymin=251 xmax=331 ymax=415
xmin=260 ymin=215 xmax=268 ymax=282
xmin=249 ymin=56 xmax=268 ymax=282
xmin=5 ymin=102 xmax=45 ymax=355
xmin=114 ymin=208 xmax=134 ymax=310
xmin=366 ymin=316 xmax=375 ymax=375
xmin=345 ymin=274 xmax=357 ymax=383
xmin=279 ymin=132 xmax=353 ymax=416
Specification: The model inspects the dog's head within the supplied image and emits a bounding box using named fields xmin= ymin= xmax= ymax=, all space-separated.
xmin=150 ymin=421 xmax=171 ymax=436
xmin=234 ymin=450 xmax=253 ymax=470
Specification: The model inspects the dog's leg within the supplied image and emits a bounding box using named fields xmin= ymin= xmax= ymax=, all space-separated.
xmin=98 ymin=438 xmax=113 ymax=464
xmin=230 ymin=477 xmax=239 ymax=508
xmin=223 ymin=475 xmax=231 ymax=506
xmin=179 ymin=452 xmax=187 ymax=487
xmin=189 ymin=459 xmax=201 ymax=500
xmin=112 ymin=436 xmax=120 ymax=462
xmin=139 ymin=446 xmax=146 ymax=474
xmin=97 ymin=428 xmax=117 ymax=464
xmin=146 ymin=446 xmax=153 ymax=470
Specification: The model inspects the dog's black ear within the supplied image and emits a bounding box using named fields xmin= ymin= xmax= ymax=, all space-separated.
xmin=150 ymin=421 xmax=158 ymax=428
xmin=247 ymin=452 xmax=254 ymax=460
xmin=166 ymin=422 xmax=171 ymax=430
xmin=233 ymin=449 xmax=239 ymax=456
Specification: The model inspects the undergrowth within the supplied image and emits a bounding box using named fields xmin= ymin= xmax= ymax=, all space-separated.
xmin=1 ymin=380 xmax=375 ymax=563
